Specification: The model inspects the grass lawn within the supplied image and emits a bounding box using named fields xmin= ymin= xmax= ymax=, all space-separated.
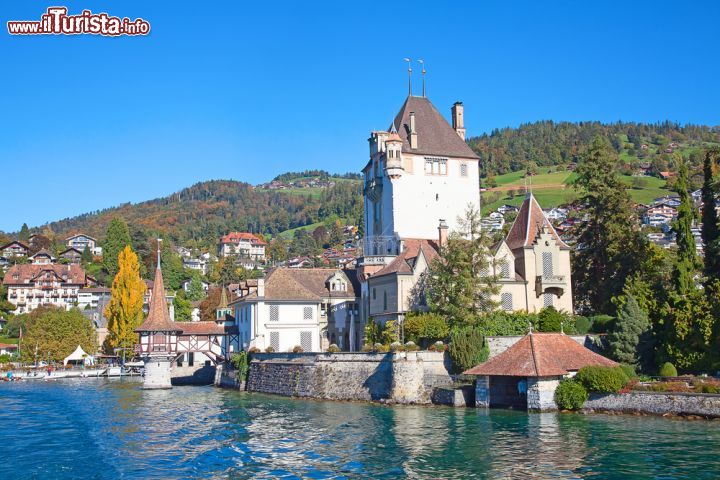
xmin=276 ymin=222 xmax=324 ymax=240
xmin=0 ymin=336 xmax=19 ymax=345
xmin=482 ymin=171 xmax=671 ymax=213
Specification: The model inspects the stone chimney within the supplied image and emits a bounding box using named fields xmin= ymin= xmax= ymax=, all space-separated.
xmin=409 ymin=112 xmax=418 ymax=149
xmin=257 ymin=278 xmax=265 ymax=297
xmin=451 ymin=102 xmax=465 ymax=140
xmin=438 ymin=219 xmax=448 ymax=248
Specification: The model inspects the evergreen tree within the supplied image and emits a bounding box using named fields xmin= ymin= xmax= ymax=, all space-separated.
xmin=572 ymin=136 xmax=647 ymax=314
xmin=671 ymin=158 xmax=698 ymax=294
xmin=18 ymin=223 xmax=30 ymax=243
xmin=608 ymin=295 xmax=651 ymax=368
xmin=160 ymin=243 xmax=185 ymax=291
xmin=104 ymin=246 xmax=146 ymax=353
xmin=81 ymin=245 xmax=93 ymax=264
xmin=185 ymin=274 xmax=206 ymax=301
xmin=102 ymin=218 xmax=132 ymax=279
xmin=427 ymin=205 xmax=499 ymax=328
xmin=173 ymin=290 xmax=193 ymax=322
xmin=701 ymin=148 xmax=720 ymax=284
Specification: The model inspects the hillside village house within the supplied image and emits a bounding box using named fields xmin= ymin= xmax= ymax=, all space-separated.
xmin=356 ymin=92 xmax=573 ymax=336
xmin=59 ymin=247 xmax=83 ymax=264
xmin=219 ymin=232 xmax=267 ymax=260
xmin=2 ymin=262 xmax=92 ymax=314
xmin=1 ymin=241 xmax=29 ymax=258
xmin=229 ymin=268 xmax=361 ymax=352
xmin=66 ymin=233 xmax=102 ymax=256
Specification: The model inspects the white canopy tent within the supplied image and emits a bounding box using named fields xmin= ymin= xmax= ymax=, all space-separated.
xmin=63 ymin=345 xmax=94 ymax=366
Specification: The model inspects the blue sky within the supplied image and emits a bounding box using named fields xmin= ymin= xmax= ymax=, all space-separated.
xmin=1 ymin=0 xmax=719 ymax=232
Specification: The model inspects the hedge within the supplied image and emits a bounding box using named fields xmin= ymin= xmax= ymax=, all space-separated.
xmin=575 ymin=366 xmax=629 ymax=393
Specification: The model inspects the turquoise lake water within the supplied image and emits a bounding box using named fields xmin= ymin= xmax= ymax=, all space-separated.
xmin=1 ymin=378 xmax=719 ymax=479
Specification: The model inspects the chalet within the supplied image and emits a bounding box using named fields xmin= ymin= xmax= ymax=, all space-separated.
xmin=29 ymin=249 xmax=55 ymax=265
xmin=1 ymin=241 xmax=29 ymax=258
xmin=219 ymin=232 xmax=267 ymax=260
xmin=2 ymin=263 xmax=91 ymax=314
xmin=182 ymin=257 xmax=208 ymax=275
xmin=77 ymin=287 xmax=111 ymax=310
xmin=230 ymin=268 xmax=361 ymax=352
xmin=66 ymin=234 xmax=101 ymax=255
xmin=59 ymin=247 xmax=83 ymax=264
xmin=465 ymin=332 xmax=617 ymax=411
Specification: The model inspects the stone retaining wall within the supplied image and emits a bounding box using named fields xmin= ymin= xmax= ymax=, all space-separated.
xmin=245 ymin=351 xmax=452 ymax=404
xmin=583 ymin=391 xmax=720 ymax=418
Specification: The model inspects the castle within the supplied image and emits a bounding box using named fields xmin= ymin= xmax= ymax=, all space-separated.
xmin=356 ymin=90 xmax=573 ymax=332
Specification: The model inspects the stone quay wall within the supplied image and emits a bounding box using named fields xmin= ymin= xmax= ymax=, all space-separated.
xmin=583 ymin=391 xmax=720 ymax=418
xmin=245 ymin=351 xmax=452 ymax=404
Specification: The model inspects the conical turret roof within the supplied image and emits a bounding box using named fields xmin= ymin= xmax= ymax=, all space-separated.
xmin=136 ymin=262 xmax=181 ymax=333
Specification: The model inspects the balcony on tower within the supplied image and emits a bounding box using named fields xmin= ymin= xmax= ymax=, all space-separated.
xmin=535 ymin=274 xmax=567 ymax=298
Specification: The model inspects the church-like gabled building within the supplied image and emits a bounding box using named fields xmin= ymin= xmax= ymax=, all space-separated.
xmin=491 ymin=193 xmax=573 ymax=313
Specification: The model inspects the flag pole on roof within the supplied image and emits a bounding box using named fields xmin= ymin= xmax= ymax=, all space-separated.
xmin=418 ymin=59 xmax=426 ymax=97
xmin=404 ymin=57 xmax=412 ymax=97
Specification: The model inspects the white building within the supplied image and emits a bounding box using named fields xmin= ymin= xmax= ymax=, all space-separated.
xmin=183 ymin=257 xmax=208 ymax=275
xmin=77 ymin=287 xmax=111 ymax=310
xmin=2 ymin=263 xmax=91 ymax=314
xmin=219 ymin=232 xmax=266 ymax=260
xmin=66 ymin=234 xmax=102 ymax=256
xmin=230 ymin=268 xmax=360 ymax=352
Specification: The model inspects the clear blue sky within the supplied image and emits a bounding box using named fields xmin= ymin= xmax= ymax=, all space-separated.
xmin=2 ymin=0 xmax=719 ymax=232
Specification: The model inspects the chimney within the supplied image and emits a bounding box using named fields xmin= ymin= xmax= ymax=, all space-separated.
xmin=438 ymin=219 xmax=448 ymax=248
xmin=257 ymin=278 xmax=265 ymax=297
xmin=451 ymin=102 xmax=466 ymax=140
xmin=409 ymin=112 xmax=418 ymax=149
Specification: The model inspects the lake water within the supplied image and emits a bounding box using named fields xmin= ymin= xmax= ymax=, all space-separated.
xmin=1 ymin=379 xmax=719 ymax=479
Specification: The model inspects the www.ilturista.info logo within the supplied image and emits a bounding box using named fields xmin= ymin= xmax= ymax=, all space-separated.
xmin=7 ymin=7 xmax=150 ymax=36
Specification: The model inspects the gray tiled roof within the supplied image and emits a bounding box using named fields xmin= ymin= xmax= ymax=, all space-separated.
xmin=390 ymin=96 xmax=479 ymax=159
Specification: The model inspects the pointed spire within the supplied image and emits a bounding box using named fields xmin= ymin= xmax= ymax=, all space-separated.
xmin=156 ymin=238 xmax=162 ymax=271
xmin=218 ymin=284 xmax=229 ymax=309
xmin=136 ymin=238 xmax=181 ymax=333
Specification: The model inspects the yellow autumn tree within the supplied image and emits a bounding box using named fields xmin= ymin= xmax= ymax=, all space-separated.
xmin=104 ymin=245 xmax=146 ymax=354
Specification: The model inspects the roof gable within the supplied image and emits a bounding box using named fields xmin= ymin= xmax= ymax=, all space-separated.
xmin=504 ymin=194 xmax=569 ymax=251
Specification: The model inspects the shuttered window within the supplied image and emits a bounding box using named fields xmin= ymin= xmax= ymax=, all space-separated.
xmin=300 ymin=331 xmax=312 ymax=352
xmin=270 ymin=332 xmax=280 ymax=351
xmin=542 ymin=252 xmax=553 ymax=279
xmin=303 ymin=306 xmax=313 ymax=320
xmin=501 ymin=292 xmax=513 ymax=311
xmin=500 ymin=262 xmax=510 ymax=279
xmin=270 ymin=305 xmax=279 ymax=321
xmin=543 ymin=293 xmax=554 ymax=307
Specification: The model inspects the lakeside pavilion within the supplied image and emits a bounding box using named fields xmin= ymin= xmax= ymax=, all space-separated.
xmin=464 ymin=332 xmax=617 ymax=411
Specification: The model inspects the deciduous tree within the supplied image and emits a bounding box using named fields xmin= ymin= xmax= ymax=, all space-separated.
xmin=104 ymin=246 xmax=146 ymax=354
xmin=20 ymin=307 xmax=96 ymax=364
xmin=427 ymin=205 xmax=499 ymax=327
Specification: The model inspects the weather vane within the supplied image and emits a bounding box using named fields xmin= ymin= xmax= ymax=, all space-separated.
xmin=404 ymin=57 xmax=412 ymax=96
xmin=418 ymin=59 xmax=426 ymax=97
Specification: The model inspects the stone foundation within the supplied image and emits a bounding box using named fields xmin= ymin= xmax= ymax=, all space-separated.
xmin=245 ymin=351 xmax=452 ymax=404
xmin=143 ymin=356 xmax=173 ymax=389
xmin=431 ymin=385 xmax=475 ymax=407
xmin=582 ymin=392 xmax=720 ymax=418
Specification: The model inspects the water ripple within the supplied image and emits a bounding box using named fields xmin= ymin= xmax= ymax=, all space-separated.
xmin=1 ymin=380 xmax=719 ymax=479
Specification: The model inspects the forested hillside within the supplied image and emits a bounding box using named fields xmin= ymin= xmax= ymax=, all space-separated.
xmin=39 ymin=179 xmax=362 ymax=250
xmin=468 ymin=121 xmax=720 ymax=177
